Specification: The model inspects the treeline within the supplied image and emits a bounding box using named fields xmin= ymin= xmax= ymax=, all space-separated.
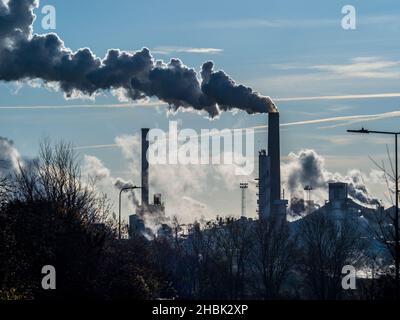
xmin=0 ymin=142 xmax=397 ymax=300
xmin=152 ymin=213 xmax=395 ymax=300
xmin=0 ymin=142 xmax=167 ymax=300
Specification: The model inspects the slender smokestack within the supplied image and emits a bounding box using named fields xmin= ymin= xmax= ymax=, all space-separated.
xmin=268 ymin=112 xmax=281 ymax=213
xmin=141 ymin=128 xmax=150 ymax=206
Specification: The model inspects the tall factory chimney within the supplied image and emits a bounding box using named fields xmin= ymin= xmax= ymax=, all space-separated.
xmin=141 ymin=128 xmax=150 ymax=207
xmin=268 ymin=112 xmax=281 ymax=213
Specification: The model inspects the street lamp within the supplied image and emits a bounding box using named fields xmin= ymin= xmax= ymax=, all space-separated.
xmin=347 ymin=127 xmax=400 ymax=299
xmin=118 ymin=186 xmax=141 ymax=240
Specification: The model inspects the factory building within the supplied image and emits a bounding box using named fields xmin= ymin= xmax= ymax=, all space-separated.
xmin=289 ymin=181 xmax=388 ymax=263
xmin=290 ymin=182 xmax=382 ymax=220
xmin=257 ymin=150 xmax=271 ymax=218
xmin=304 ymin=182 xmax=382 ymax=220
xmin=134 ymin=110 xmax=289 ymax=232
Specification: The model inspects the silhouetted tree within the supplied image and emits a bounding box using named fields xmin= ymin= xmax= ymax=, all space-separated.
xmin=367 ymin=151 xmax=399 ymax=297
xmin=210 ymin=217 xmax=254 ymax=299
xmin=299 ymin=212 xmax=364 ymax=299
xmin=249 ymin=216 xmax=297 ymax=299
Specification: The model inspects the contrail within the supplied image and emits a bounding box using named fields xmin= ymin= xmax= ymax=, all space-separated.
xmin=274 ymin=92 xmax=400 ymax=102
xmin=2 ymin=90 xmax=400 ymax=111
xmin=280 ymin=111 xmax=400 ymax=127
xmin=2 ymin=92 xmax=400 ymax=111
xmin=74 ymin=144 xmax=119 ymax=150
xmin=74 ymin=110 xmax=400 ymax=150
xmin=244 ymin=111 xmax=400 ymax=130
xmin=0 ymin=101 xmax=160 ymax=110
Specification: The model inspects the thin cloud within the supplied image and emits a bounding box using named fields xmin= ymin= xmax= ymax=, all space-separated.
xmin=151 ymin=46 xmax=223 ymax=55
xmin=197 ymin=14 xmax=400 ymax=30
xmin=0 ymin=101 xmax=163 ymax=110
xmin=74 ymin=144 xmax=119 ymax=150
xmin=273 ymin=57 xmax=400 ymax=79
xmin=280 ymin=111 xmax=400 ymax=128
xmin=274 ymin=92 xmax=400 ymax=102
xmin=197 ymin=18 xmax=336 ymax=29
xmin=310 ymin=57 xmax=400 ymax=79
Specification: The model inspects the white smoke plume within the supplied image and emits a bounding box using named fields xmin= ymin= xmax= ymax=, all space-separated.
xmin=81 ymin=155 xmax=139 ymax=222
xmin=0 ymin=137 xmax=26 ymax=181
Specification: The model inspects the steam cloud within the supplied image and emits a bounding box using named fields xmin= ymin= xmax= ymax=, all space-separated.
xmin=0 ymin=137 xmax=22 ymax=176
xmin=283 ymin=149 xmax=381 ymax=210
xmin=0 ymin=0 xmax=276 ymax=117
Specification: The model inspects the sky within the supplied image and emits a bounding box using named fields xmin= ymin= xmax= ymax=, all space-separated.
xmin=1 ymin=0 xmax=400 ymax=222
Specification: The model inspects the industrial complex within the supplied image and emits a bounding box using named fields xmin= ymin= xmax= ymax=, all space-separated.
xmin=128 ymin=113 xmax=388 ymax=238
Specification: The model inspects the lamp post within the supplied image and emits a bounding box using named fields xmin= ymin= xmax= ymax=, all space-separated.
xmin=118 ymin=186 xmax=141 ymax=240
xmin=347 ymin=127 xmax=399 ymax=299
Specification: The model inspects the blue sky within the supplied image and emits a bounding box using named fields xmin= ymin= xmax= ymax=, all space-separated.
xmin=1 ymin=0 xmax=399 ymax=220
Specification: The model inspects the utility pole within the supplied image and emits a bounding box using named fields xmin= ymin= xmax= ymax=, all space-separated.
xmin=240 ymin=183 xmax=249 ymax=217
xmin=348 ymin=128 xmax=399 ymax=300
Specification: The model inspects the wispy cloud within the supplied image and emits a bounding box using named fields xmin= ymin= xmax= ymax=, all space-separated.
xmin=0 ymin=101 xmax=162 ymax=110
xmin=197 ymin=14 xmax=400 ymax=30
xmin=137 ymin=46 xmax=223 ymax=55
xmin=310 ymin=57 xmax=400 ymax=79
xmin=280 ymin=111 xmax=400 ymax=128
xmin=274 ymin=92 xmax=400 ymax=102
xmin=74 ymin=144 xmax=119 ymax=150
xmin=273 ymin=57 xmax=400 ymax=79
xmin=197 ymin=18 xmax=336 ymax=29
xmin=311 ymin=134 xmax=390 ymax=146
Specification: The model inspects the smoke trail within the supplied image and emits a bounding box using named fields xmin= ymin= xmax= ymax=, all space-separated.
xmin=0 ymin=0 xmax=277 ymax=117
xmin=114 ymin=178 xmax=140 ymax=208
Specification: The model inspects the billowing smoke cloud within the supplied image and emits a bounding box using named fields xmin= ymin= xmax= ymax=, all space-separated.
xmin=201 ymin=61 xmax=276 ymax=114
xmin=343 ymin=169 xmax=381 ymax=206
xmin=283 ymin=149 xmax=381 ymax=212
xmin=0 ymin=0 xmax=276 ymax=117
xmin=0 ymin=137 xmax=22 ymax=176
xmin=285 ymin=149 xmax=327 ymax=193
